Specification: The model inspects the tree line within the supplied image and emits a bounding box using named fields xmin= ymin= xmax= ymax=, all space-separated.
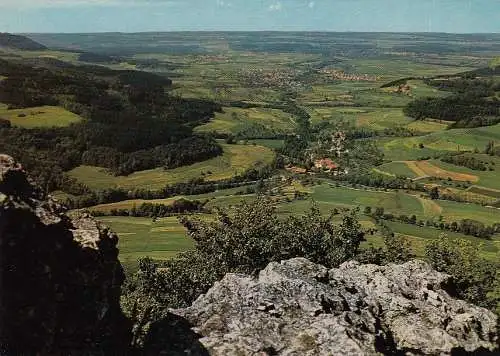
xmin=90 ymin=198 xmax=207 ymax=218
xmin=441 ymin=153 xmax=493 ymax=171
xmin=366 ymin=206 xmax=500 ymax=238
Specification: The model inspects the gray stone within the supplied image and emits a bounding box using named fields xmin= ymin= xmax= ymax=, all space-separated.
xmin=174 ymin=258 xmax=499 ymax=355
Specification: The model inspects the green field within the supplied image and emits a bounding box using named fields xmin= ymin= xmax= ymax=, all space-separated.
xmin=429 ymin=159 xmax=500 ymax=191
xmin=354 ymin=108 xmax=411 ymax=130
xmin=309 ymin=184 xmax=425 ymax=216
xmin=437 ymin=200 xmax=500 ymax=225
xmin=88 ymin=186 xmax=254 ymax=213
xmin=69 ymin=143 xmax=275 ymax=190
xmin=247 ymin=139 xmax=284 ymax=149
xmin=468 ymin=186 xmax=500 ymax=199
xmin=384 ymin=221 xmax=500 ymax=261
xmin=0 ymin=104 xmax=83 ymax=128
xmin=346 ymin=59 xmax=474 ymax=81
xmin=405 ymin=80 xmax=451 ymax=99
xmin=292 ymin=183 xmax=500 ymax=224
xmin=375 ymin=162 xmax=419 ymax=178
xmin=1 ymin=49 xmax=80 ymax=63
xmin=99 ymin=192 xmax=500 ymax=268
xmin=406 ymin=119 xmax=449 ymax=133
xmin=195 ymin=107 xmax=295 ymax=135
xmin=97 ymin=216 xmax=194 ymax=271
xmin=379 ymin=124 xmax=500 ymax=161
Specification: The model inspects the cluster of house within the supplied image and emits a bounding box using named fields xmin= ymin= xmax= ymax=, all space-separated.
xmin=195 ymin=55 xmax=231 ymax=63
xmin=389 ymin=83 xmax=412 ymax=95
xmin=240 ymin=68 xmax=302 ymax=89
xmin=319 ymin=68 xmax=379 ymax=82
xmin=285 ymin=158 xmax=348 ymax=176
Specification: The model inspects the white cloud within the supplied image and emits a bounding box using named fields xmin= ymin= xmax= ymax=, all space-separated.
xmin=308 ymin=1 xmax=315 ymax=8
xmin=269 ymin=1 xmax=282 ymax=11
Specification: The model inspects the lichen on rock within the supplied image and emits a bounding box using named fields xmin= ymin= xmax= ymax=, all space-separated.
xmin=174 ymin=258 xmax=499 ymax=355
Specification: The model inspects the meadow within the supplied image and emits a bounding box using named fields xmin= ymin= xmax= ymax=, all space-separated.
xmin=69 ymin=143 xmax=275 ymax=190
xmin=0 ymin=104 xmax=83 ymax=128
xmin=88 ymin=186 xmax=252 ymax=213
xmin=380 ymin=124 xmax=500 ymax=161
xmin=374 ymin=162 xmax=419 ymax=178
xmin=309 ymin=184 xmax=425 ymax=217
xmin=194 ymin=107 xmax=295 ymax=135
xmin=381 ymin=221 xmax=500 ymax=262
xmin=96 ymin=216 xmax=194 ymax=271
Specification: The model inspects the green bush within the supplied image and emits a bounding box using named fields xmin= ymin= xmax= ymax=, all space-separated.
xmin=121 ymin=198 xmax=365 ymax=346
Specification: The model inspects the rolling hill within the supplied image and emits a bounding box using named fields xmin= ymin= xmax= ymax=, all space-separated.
xmin=0 ymin=33 xmax=47 ymax=51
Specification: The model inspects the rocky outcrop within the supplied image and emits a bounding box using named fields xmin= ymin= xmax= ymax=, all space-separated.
xmin=175 ymin=258 xmax=499 ymax=355
xmin=0 ymin=154 xmax=131 ymax=354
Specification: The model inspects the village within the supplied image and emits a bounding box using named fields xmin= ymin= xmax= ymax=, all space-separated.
xmin=319 ymin=68 xmax=379 ymax=82
xmin=239 ymin=68 xmax=303 ymax=89
xmin=285 ymin=130 xmax=350 ymax=176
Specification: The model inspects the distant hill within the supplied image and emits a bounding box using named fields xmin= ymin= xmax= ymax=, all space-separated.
xmin=0 ymin=33 xmax=47 ymax=51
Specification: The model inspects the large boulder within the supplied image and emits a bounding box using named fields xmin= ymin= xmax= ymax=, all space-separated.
xmin=0 ymin=154 xmax=131 ymax=354
xmin=175 ymin=258 xmax=499 ymax=355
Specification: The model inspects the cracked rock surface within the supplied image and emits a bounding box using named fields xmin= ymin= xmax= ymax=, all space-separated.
xmin=175 ymin=258 xmax=499 ymax=355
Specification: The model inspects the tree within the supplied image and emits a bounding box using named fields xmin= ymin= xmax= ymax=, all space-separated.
xmin=225 ymin=133 xmax=236 ymax=144
xmin=485 ymin=140 xmax=495 ymax=155
xmin=374 ymin=207 xmax=385 ymax=217
xmin=358 ymin=222 xmax=414 ymax=265
xmin=429 ymin=187 xmax=440 ymax=200
xmin=425 ymin=234 xmax=497 ymax=309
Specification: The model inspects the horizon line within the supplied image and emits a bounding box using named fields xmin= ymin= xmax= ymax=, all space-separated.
xmin=16 ymin=30 xmax=500 ymax=35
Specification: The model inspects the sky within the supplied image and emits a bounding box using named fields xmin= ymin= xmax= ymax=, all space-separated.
xmin=0 ymin=0 xmax=499 ymax=33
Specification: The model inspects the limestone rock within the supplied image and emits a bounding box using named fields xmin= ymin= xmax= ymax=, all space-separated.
xmin=175 ymin=258 xmax=499 ymax=355
xmin=0 ymin=155 xmax=131 ymax=354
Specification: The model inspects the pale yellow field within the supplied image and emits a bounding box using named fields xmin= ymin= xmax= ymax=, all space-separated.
xmin=0 ymin=104 xmax=83 ymax=128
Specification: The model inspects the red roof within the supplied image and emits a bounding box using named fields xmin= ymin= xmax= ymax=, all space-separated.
xmin=315 ymin=158 xmax=338 ymax=170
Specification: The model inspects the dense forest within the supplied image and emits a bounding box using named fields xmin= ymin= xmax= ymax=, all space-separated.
xmin=0 ymin=58 xmax=222 ymax=192
xmin=403 ymin=69 xmax=500 ymax=127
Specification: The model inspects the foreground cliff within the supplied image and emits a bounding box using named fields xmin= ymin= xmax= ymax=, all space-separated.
xmin=0 ymin=154 xmax=130 ymax=354
xmin=174 ymin=258 xmax=499 ymax=355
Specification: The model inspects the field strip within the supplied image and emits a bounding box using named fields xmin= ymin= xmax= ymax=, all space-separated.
xmin=372 ymin=168 xmax=396 ymax=177
xmin=404 ymin=161 xmax=428 ymax=177
xmin=418 ymin=197 xmax=443 ymax=216
xmin=325 ymin=183 xmax=394 ymax=194
xmin=467 ymin=185 xmax=500 ymax=193
xmin=405 ymin=161 xmax=479 ymax=182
